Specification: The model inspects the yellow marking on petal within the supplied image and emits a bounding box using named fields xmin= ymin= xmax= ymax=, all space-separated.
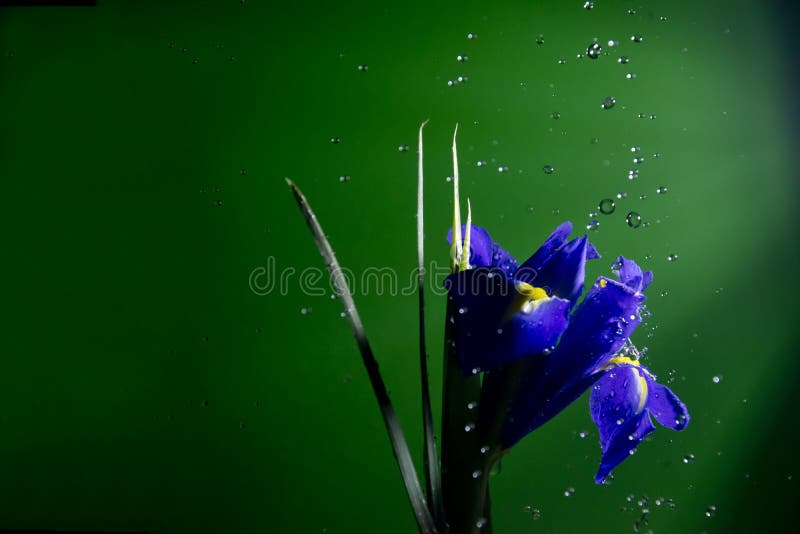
xmin=460 ymin=198 xmax=472 ymax=271
xmin=450 ymin=123 xmax=462 ymax=272
xmin=635 ymin=374 xmax=648 ymax=414
xmin=603 ymin=356 xmax=656 ymax=380
xmin=599 ymin=279 xmax=607 ymax=288
xmin=504 ymin=281 xmax=549 ymax=320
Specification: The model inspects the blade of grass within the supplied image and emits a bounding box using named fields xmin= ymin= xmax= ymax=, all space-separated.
xmin=286 ymin=179 xmax=437 ymax=534
xmin=416 ymin=120 xmax=444 ymax=528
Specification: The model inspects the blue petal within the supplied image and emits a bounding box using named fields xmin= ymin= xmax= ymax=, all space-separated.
xmin=498 ymin=277 xmax=645 ymax=447
xmin=447 ymin=225 xmax=519 ymax=274
xmin=590 ymin=365 xmax=649 ymax=450
xmin=516 ymin=222 xmax=573 ymax=278
xmin=518 ymin=235 xmax=597 ymax=303
xmin=646 ymin=378 xmax=690 ymax=430
xmin=594 ymin=411 xmax=655 ymax=484
xmin=445 ymin=268 xmax=571 ymax=373
xmin=613 ymin=256 xmax=653 ymax=293
xmin=546 ymin=276 xmax=645 ymax=381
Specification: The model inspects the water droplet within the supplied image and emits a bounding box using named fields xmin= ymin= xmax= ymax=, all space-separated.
xmin=523 ymin=505 xmax=541 ymax=519
xmin=447 ymin=80 xmax=456 ymax=87
xmin=627 ymin=8 xmax=637 ymax=15
xmin=536 ymin=34 xmax=545 ymax=45
xmin=626 ymin=211 xmax=642 ymax=228
xmin=543 ymin=164 xmax=556 ymax=174
xmin=587 ymin=42 xmax=602 ymax=59
xmin=599 ymin=198 xmax=616 ymax=214
xmin=564 ymin=487 xmax=575 ymax=497
xmin=192 ymin=57 xmax=199 ymax=64
xmin=457 ymin=75 xmax=468 ymax=83
xmin=551 ymin=111 xmax=561 ymax=119
xmin=338 ymin=175 xmax=351 ymax=182
xmin=667 ymin=253 xmax=679 ymax=262
xmin=477 ymin=161 xmax=487 ymax=167
xmin=586 ymin=220 xmax=600 ymax=231
xmin=633 ymin=156 xmax=645 ymax=164
xmin=627 ymin=169 xmax=639 ymax=180
xmin=357 ymin=64 xmax=368 ymax=72
xmin=300 ymin=307 xmax=312 ymax=315
xmin=660 ymin=15 xmax=669 ymax=22
xmin=712 ymin=375 xmax=722 ymax=384
xmin=498 ymin=165 xmax=509 ymax=173
xmin=630 ymin=35 xmax=644 ymax=43
xmin=465 ymin=423 xmax=476 ymax=432
xmin=618 ymin=56 xmax=630 ymax=64
xmin=558 ymin=58 xmax=567 ymax=65
xmin=683 ymin=453 xmax=695 ymax=464
xmin=467 ymin=32 xmax=478 ymax=39
xmin=626 ymin=72 xmax=637 ymax=79
xmin=458 ymin=307 xmax=468 ymax=314
xmin=467 ymin=401 xmax=478 ymax=410
xmin=607 ymin=40 xmax=618 ymax=47
xmin=601 ymin=96 xmax=616 ymax=110
xmin=630 ymin=146 xmax=641 ymax=153
xmin=591 ymin=137 xmax=600 ymax=144
xmin=583 ymin=1 xmax=594 ymax=9
xmin=472 ymin=470 xmax=482 ymax=479
xmin=475 ymin=518 xmax=487 ymax=529
xmin=398 ymin=144 xmax=410 ymax=152
xmin=330 ymin=137 xmax=341 ymax=144
xmin=656 ymin=185 xmax=668 ymax=194
xmin=705 ymin=505 xmax=716 ymax=518
xmin=579 ymin=430 xmax=588 ymax=439
xmin=457 ymin=54 xmax=469 ymax=62
xmin=215 ymin=199 xmax=223 ymax=207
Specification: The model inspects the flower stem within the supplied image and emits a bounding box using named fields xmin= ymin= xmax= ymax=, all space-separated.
xmin=441 ymin=297 xmax=494 ymax=533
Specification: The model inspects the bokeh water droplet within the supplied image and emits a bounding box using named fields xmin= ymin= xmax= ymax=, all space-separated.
xmin=601 ymin=96 xmax=616 ymax=109
xmin=357 ymin=64 xmax=368 ymax=72
xmin=338 ymin=175 xmax=351 ymax=182
xmin=543 ymin=164 xmax=556 ymax=174
xmin=551 ymin=111 xmax=561 ymax=119
xmin=583 ymin=1 xmax=594 ymax=9
xmin=536 ymin=34 xmax=545 ymax=45
xmin=564 ymin=487 xmax=575 ymax=497
xmin=712 ymin=375 xmax=722 ymax=383
xmin=618 ymin=56 xmax=630 ymax=64
xmin=656 ymin=185 xmax=668 ymax=194
xmin=705 ymin=505 xmax=716 ymax=518
xmin=587 ymin=42 xmax=602 ymax=59
xmin=457 ymin=54 xmax=469 ymax=62
xmin=586 ymin=220 xmax=600 ymax=231
xmin=683 ymin=453 xmax=696 ymax=464
xmin=626 ymin=211 xmax=642 ymax=228
xmin=398 ymin=144 xmax=410 ymax=152
xmin=498 ymin=165 xmax=509 ymax=173
xmin=599 ymin=198 xmax=616 ymax=214
xmin=630 ymin=34 xmax=644 ymax=43
xmin=467 ymin=32 xmax=478 ymax=39
xmin=667 ymin=253 xmax=679 ymax=262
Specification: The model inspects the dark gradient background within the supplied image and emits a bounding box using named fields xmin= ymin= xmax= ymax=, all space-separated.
xmin=1 ymin=1 xmax=798 ymax=533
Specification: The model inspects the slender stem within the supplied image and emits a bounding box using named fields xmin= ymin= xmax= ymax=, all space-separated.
xmin=417 ymin=120 xmax=445 ymax=528
xmin=441 ymin=298 xmax=489 ymax=533
xmin=287 ymin=179 xmax=437 ymax=534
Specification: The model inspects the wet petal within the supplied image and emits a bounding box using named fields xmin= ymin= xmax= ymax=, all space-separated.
xmin=646 ymin=379 xmax=690 ymax=430
xmin=547 ymin=276 xmax=646 ymax=380
xmin=594 ymin=411 xmax=655 ymax=484
xmin=519 ymin=234 xmax=601 ymax=303
xmin=590 ymin=365 xmax=649 ymax=450
xmin=445 ymin=268 xmax=570 ymax=373
xmin=516 ymin=222 xmax=573 ymax=279
xmin=447 ymin=224 xmax=518 ymax=273
xmin=613 ymin=256 xmax=653 ymax=293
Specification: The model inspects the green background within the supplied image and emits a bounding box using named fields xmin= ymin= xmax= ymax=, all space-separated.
xmin=1 ymin=0 xmax=798 ymax=532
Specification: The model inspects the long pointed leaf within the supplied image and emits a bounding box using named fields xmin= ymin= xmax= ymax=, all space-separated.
xmin=287 ymin=179 xmax=437 ymax=534
xmin=416 ymin=120 xmax=444 ymax=528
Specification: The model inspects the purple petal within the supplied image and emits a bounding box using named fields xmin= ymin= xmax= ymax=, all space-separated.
xmin=547 ymin=276 xmax=646 ymax=379
xmin=516 ymin=222 xmax=573 ymax=279
xmin=447 ymin=224 xmax=519 ymax=274
xmin=646 ymin=379 xmax=690 ymax=430
xmin=590 ymin=365 xmax=649 ymax=450
xmin=518 ymin=235 xmax=596 ymax=303
xmin=594 ymin=411 xmax=655 ymax=484
xmin=613 ymin=256 xmax=653 ymax=293
xmin=445 ymin=268 xmax=570 ymax=373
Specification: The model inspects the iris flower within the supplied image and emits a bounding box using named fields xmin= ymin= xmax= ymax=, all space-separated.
xmin=445 ymin=223 xmax=690 ymax=483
